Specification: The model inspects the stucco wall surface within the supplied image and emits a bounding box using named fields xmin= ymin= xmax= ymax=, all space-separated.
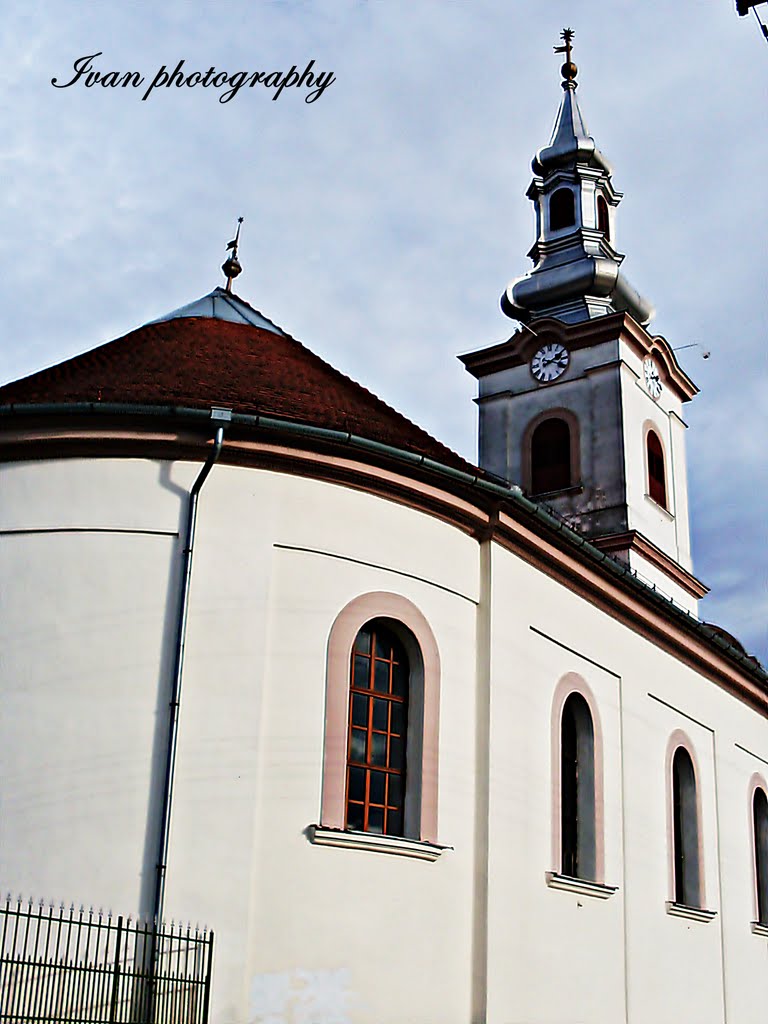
xmin=1 ymin=454 xmax=766 ymax=1024
xmin=484 ymin=539 xmax=768 ymax=1024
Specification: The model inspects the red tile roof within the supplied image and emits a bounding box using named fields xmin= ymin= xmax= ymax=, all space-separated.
xmin=0 ymin=316 xmax=476 ymax=473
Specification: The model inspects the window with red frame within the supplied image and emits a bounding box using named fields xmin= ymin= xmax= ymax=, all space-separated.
xmin=346 ymin=620 xmax=409 ymax=836
xmin=647 ymin=429 xmax=667 ymax=508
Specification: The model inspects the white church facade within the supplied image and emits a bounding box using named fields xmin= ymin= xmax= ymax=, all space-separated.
xmin=1 ymin=37 xmax=767 ymax=1024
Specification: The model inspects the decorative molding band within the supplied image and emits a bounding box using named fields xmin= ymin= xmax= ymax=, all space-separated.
xmin=665 ymin=901 xmax=717 ymax=923
xmin=592 ymin=529 xmax=709 ymax=599
xmin=545 ymin=872 xmax=618 ymax=900
xmin=307 ymin=826 xmax=448 ymax=862
xmin=750 ymin=921 xmax=768 ymax=937
xmin=1 ymin=424 xmax=762 ymax=715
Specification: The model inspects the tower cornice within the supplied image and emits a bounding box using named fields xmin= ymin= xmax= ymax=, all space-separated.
xmin=460 ymin=314 xmax=698 ymax=402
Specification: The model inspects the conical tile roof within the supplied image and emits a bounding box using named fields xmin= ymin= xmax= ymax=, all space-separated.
xmin=0 ymin=290 xmax=475 ymax=473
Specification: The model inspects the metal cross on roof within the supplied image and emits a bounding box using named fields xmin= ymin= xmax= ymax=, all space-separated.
xmin=554 ymin=27 xmax=574 ymax=63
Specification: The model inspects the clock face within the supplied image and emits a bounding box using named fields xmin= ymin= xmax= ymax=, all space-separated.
xmin=531 ymin=343 xmax=569 ymax=383
xmin=644 ymin=357 xmax=662 ymax=399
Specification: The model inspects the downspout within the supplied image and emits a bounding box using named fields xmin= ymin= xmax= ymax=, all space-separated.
xmin=152 ymin=409 xmax=230 ymax=931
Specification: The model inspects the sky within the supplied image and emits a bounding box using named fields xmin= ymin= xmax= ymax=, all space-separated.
xmin=1 ymin=0 xmax=766 ymax=664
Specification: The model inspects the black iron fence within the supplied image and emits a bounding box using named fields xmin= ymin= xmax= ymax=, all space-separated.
xmin=0 ymin=897 xmax=213 ymax=1024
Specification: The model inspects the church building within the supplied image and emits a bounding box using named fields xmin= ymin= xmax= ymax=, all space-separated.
xmin=1 ymin=34 xmax=767 ymax=1024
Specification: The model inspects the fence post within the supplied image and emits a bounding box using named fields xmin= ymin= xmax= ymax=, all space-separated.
xmin=200 ymin=932 xmax=214 ymax=1024
xmin=108 ymin=916 xmax=123 ymax=1023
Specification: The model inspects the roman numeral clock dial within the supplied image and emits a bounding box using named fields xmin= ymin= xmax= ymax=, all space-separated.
xmin=531 ymin=343 xmax=570 ymax=383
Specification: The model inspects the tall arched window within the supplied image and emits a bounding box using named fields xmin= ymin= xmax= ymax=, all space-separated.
xmin=549 ymin=188 xmax=575 ymax=230
xmin=754 ymin=787 xmax=768 ymax=924
xmin=672 ymin=746 xmax=700 ymax=907
xmin=647 ymin=429 xmax=667 ymax=508
xmin=531 ymin=417 xmax=571 ymax=494
xmin=597 ymin=194 xmax=610 ymax=240
xmin=321 ymin=593 xmax=440 ymax=846
xmin=346 ymin=619 xmax=410 ymax=836
xmin=561 ymin=693 xmax=596 ymax=880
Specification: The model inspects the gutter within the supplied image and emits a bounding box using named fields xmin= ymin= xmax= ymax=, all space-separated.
xmin=152 ymin=407 xmax=230 ymax=931
xmin=1 ymin=400 xmax=765 ymax=687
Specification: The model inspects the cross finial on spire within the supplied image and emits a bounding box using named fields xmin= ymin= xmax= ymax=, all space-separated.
xmin=554 ymin=28 xmax=578 ymax=88
xmin=221 ymin=217 xmax=244 ymax=292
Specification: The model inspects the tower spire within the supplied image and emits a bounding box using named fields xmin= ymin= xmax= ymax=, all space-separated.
xmin=221 ymin=217 xmax=244 ymax=292
xmin=500 ymin=35 xmax=653 ymax=326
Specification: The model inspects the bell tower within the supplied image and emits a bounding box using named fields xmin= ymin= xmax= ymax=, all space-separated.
xmin=461 ymin=31 xmax=707 ymax=613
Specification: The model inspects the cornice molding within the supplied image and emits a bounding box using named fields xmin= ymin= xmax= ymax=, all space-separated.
xmin=592 ymin=530 xmax=709 ymax=599
xmin=1 ymin=417 xmax=763 ymax=716
xmin=459 ymin=314 xmax=698 ymax=402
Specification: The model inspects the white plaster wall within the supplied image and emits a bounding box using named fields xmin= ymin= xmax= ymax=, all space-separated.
xmin=2 ymin=454 xmax=766 ymax=1024
xmin=1 ymin=457 xmax=481 ymax=1023
xmin=159 ymin=467 xmax=479 ymax=1024
xmin=0 ymin=459 xmax=196 ymax=913
xmin=486 ymin=547 xmax=626 ymax=1024
xmin=620 ymin=355 xmax=692 ymax=571
xmin=485 ymin=538 xmax=768 ymax=1024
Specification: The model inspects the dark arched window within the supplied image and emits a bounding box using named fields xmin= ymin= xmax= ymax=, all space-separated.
xmin=597 ymin=194 xmax=610 ymax=239
xmin=531 ymin=417 xmax=571 ymax=494
xmin=672 ymin=746 xmax=700 ymax=907
xmin=561 ymin=693 xmax=596 ymax=880
xmin=647 ymin=429 xmax=667 ymax=508
xmin=549 ymin=188 xmax=575 ymax=230
xmin=346 ymin=620 xmax=409 ymax=836
xmin=754 ymin=788 xmax=768 ymax=924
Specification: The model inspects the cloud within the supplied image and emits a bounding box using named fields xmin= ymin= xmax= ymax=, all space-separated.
xmin=1 ymin=1 xmax=765 ymax=662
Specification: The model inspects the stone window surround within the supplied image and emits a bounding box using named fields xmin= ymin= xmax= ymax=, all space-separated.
xmin=318 ymin=591 xmax=441 ymax=846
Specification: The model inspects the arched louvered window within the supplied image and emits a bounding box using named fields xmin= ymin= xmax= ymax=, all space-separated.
xmin=549 ymin=188 xmax=575 ymax=230
xmin=754 ymin=788 xmax=768 ymax=925
xmin=531 ymin=417 xmax=571 ymax=494
xmin=672 ymin=746 xmax=701 ymax=907
xmin=561 ymin=693 xmax=596 ymax=880
xmin=597 ymin=194 xmax=610 ymax=239
xmin=647 ymin=429 xmax=667 ymax=508
xmin=346 ymin=620 xmax=410 ymax=836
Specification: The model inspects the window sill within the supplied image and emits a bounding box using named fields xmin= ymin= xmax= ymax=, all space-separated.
xmin=545 ymin=872 xmax=618 ymax=900
xmin=529 ymin=483 xmax=583 ymax=500
xmin=308 ymin=825 xmax=449 ymax=861
xmin=665 ymin=901 xmax=717 ymax=923
xmin=751 ymin=921 xmax=768 ymax=937
xmin=644 ymin=494 xmax=674 ymax=519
